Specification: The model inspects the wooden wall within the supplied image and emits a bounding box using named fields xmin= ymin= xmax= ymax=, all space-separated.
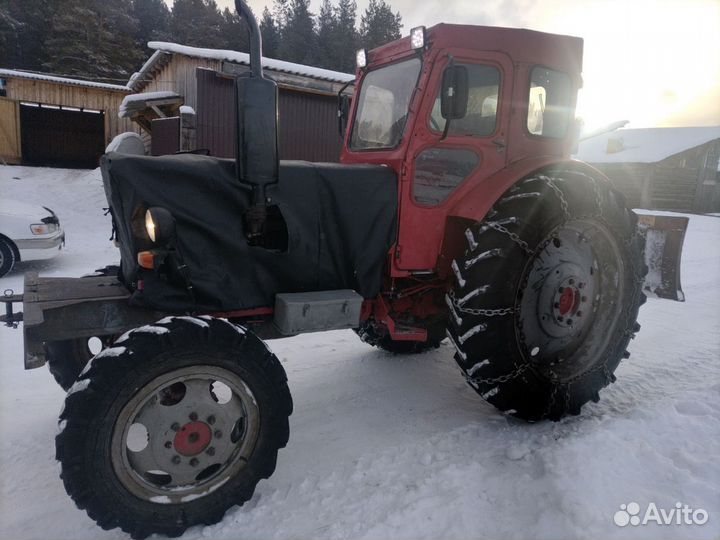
xmin=0 ymin=97 xmax=21 ymax=163
xmin=4 ymin=77 xmax=137 ymax=145
xmin=136 ymin=55 xmax=221 ymax=110
xmin=591 ymin=140 xmax=720 ymax=213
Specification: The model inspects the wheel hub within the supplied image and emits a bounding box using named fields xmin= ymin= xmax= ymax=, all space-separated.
xmin=518 ymin=221 xmax=601 ymax=367
xmin=173 ymin=421 xmax=212 ymax=456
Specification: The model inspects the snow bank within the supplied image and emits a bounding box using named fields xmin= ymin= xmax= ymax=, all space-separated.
xmin=0 ymin=68 xmax=128 ymax=92
xmin=0 ymin=164 xmax=718 ymax=540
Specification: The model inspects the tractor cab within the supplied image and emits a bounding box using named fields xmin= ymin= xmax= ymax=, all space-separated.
xmin=341 ymin=24 xmax=584 ymax=272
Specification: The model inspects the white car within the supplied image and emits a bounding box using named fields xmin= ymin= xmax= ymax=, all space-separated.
xmin=0 ymin=199 xmax=65 ymax=277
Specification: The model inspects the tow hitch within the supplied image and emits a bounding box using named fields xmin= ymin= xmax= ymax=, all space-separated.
xmin=2 ymin=290 xmax=23 ymax=328
xmin=636 ymin=213 xmax=689 ymax=302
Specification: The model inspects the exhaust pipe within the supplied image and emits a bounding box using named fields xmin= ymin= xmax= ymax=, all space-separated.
xmin=234 ymin=0 xmax=279 ymax=245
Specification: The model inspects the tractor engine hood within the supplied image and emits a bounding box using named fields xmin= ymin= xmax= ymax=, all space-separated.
xmin=101 ymin=152 xmax=397 ymax=312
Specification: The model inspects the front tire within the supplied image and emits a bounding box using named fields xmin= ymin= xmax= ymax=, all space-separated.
xmin=447 ymin=169 xmax=646 ymax=421
xmin=56 ymin=316 xmax=293 ymax=538
xmin=0 ymin=237 xmax=16 ymax=277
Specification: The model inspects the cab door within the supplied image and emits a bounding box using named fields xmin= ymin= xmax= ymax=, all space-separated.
xmin=395 ymin=50 xmax=514 ymax=270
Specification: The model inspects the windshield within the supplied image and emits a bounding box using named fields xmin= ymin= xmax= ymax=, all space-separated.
xmin=350 ymin=58 xmax=422 ymax=150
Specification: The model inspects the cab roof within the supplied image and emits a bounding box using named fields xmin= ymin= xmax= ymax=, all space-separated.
xmin=366 ymin=23 xmax=584 ymax=78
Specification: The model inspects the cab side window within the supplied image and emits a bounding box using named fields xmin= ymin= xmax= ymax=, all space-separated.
xmin=527 ymin=67 xmax=572 ymax=138
xmin=429 ymin=64 xmax=500 ymax=137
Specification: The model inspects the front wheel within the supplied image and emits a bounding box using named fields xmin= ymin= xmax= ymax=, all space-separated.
xmin=56 ymin=316 xmax=293 ymax=538
xmin=447 ymin=169 xmax=646 ymax=421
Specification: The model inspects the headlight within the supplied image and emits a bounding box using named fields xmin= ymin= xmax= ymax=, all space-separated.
xmin=356 ymin=48 xmax=367 ymax=69
xmin=410 ymin=26 xmax=425 ymax=50
xmin=30 ymin=223 xmax=58 ymax=235
xmin=144 ymin=207 xmax=176 ymax=246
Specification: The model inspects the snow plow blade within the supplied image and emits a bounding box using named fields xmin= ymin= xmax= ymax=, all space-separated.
xmin=636 ymin=213 xmax=689 ymax=302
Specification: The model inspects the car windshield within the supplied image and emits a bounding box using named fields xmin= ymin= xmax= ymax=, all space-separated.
xmin=349 ymin=58 xmax=422 ymax=150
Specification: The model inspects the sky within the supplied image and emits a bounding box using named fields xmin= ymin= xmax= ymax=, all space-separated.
xmin=206 ymin=0 xmax=720 ymax=131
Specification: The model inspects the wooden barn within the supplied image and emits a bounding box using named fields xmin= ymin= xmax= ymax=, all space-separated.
xmin=575 ymin=126 xmax=720 ymax=213
xmin=126 ymin=42 xmax=354 ymax=162
xmin=0 ymin=69 xmax=135 ymax=168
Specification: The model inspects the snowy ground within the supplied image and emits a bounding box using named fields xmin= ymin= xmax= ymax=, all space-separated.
xmin=1 ymin=165 xmax=718 ymax=540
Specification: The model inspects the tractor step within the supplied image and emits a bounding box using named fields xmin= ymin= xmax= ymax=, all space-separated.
xmin=274 ymin=290 xmax=363 ymax=335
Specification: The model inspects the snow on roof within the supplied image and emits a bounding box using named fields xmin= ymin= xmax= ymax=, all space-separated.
xmin=146 ymin=41 xmax=355 ymax=84
xmin=119 ymin=91 xmax=182 ymax=118
xmin=0 ymin=68 xmax=129 ymax=92
xmin=575 ymin=126 xmax=720 ymax=164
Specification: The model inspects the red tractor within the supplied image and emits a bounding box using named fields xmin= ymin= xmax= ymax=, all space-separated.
xmin=1 ymin=1 xmax=688 ymax=537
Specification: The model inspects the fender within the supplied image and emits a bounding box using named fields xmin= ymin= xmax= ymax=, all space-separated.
xmin=448 ymin=156 xmax=604 ymax=222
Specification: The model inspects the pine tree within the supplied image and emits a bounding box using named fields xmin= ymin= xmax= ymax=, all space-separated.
xmin=170 ymin=0 xmax=225 ymax=49
xmin=132 ymin=0 xmax=170 ymax=51
xmin=360 ymin=0 xmax=402 ymax=51
xmin=315 ymin=0 xmax=337 ymax=69
xmin=331 ymin=0 xmax=358 ymax=73
xmin=277 ymin=0 xmax=318 ymax=65
xmin=272 ymin=0 xmax=290 ymax=32
xmin=42 ymin=0 xmax=143 ymax=81
xmin=221 ymin=7 xmax=250 ymax=52
xmin=1 ymin=0 xmax=57 ymax=70
xmin=259 ymin=7 xmax=280 ymax=59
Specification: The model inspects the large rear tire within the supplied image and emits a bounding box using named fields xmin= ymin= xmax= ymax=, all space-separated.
xmin=56 ymin=316 xmax=293 ymax=538
xmin=447 ymin=169 xmax=646 ymax=421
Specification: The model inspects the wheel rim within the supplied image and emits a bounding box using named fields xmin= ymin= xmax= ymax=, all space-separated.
xmin=111 ymin=365 xmax=260 ymax=504
xmin=516 ymin=219 xmax=625 ymax=380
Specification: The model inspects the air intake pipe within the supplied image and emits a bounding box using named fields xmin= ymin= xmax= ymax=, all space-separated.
xmin=234 ymin=0 xmax=279 ymax=245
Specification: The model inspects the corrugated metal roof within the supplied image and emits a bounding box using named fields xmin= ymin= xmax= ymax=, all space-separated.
xmin=136 ymin=41 xmax=354 ymax=87
xmin=0 ymin=68 xmax=129 ymax=92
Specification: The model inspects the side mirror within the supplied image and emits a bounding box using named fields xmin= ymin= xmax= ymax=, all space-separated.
xmin=440 ymin=65 xmax=469 ymax=120
xmin=338 ymin=94 xmax=351 ymax=139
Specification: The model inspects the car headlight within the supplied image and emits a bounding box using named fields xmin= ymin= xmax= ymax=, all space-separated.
xmin=145 ymin=207 xmax=176 ymax=245
xmin=30 ymin=223 xmax=58 ymax=235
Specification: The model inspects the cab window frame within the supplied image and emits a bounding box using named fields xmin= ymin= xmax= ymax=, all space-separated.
xmin=525 ymin=65 xmax=573 ymax=140
xmin=426 ymin=61 xmax=502 ymax=139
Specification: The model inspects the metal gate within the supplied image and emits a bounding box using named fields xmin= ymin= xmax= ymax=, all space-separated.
xmin=20 ymin=103 xmax=105 ymax=168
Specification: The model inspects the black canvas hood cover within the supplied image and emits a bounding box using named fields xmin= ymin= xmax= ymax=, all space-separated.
xmin=101 ymin=153 xmax=397 ymax=312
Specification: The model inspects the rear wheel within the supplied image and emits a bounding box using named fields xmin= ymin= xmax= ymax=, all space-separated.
xmin=56 ymin=316 xmax=292 ymax=538
xmin=447 ymin=169 xmax=646 ymax=421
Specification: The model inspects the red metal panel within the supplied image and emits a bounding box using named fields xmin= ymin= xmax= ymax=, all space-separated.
xmin=151 ymin=117 xmax=180 ymax=156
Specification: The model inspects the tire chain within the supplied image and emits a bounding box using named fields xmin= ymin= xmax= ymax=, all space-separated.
xmin=485 ymin=221 xmax=532 ymax=255
xmin=447 ymin=290 xmax=515 ymax=317
xmin=456 ymin=172 xmax=643 ymax=415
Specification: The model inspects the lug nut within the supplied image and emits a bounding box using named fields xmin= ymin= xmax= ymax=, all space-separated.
xmin=576 ymin=311 xmax=582 ymax=317
xmin=214 ymin=430 xmax=222 ymax=438
xmin=189 ymin=412 xmax=198 ymax=421
xmin=569 ymin=278 xmax=574 ymax=285
xmin=558 ymin=287 xmax=564 ymax=293
xmin=171 ymin=423 xmax=180 ymax=432
xmin=557 ymin=317 xmax=563 ymax=322
xmin=206 ymin=447 xmax=216 ymax=456
xmin=171 ymin=455 xmax=181 ymax=464
xmin=189 ymin=458 xmax=199 ymax=467
xmin=207 ymin=415 xmax=216 ymax=425
xmin=164 ymin=441 xmax=172 ymax=449
xmin=567 ymin=319 xmax=573 ymax=325
xmin=578 ymin=282 xmax=585 ymax=289
xmin=581 ymin=296 xmax=587 ymax=302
